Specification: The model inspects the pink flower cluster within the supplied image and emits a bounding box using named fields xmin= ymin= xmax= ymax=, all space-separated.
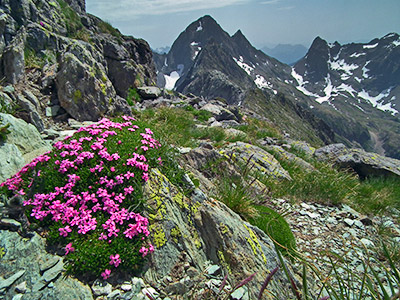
xmin=1 ymin=116 xmax=158 ymax=279
xmin=101 ymin=269 xmax=111 ymax=280
xmin=109 ymin=254 xmax=121 ymax=267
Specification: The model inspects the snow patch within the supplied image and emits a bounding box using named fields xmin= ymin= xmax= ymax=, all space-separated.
xmin=351 ymin=103 xmax=365 ymax=112
xmin=350 ymin=52 xmax=366 ymax=58
xmin=193 ymin=47 xmax=202 ymax=59
xmin=333 ymin=49 xmax=342 ymax=61
xmin=164 ymin=57 xmax=168 ymax=67
xmin=355 ymin=77 xmax=362 ymax=83
xmin=341 ymin=74 xmax=350 ymax=80
xmin=330 ymin=59 xmax=358 ymax=76
xmin=393 ymin=39 xmax=400 ymax=47
xmin=196 ymin=21 xmax=203 ymax=32
xmin=233 ymin=56 xmax=254 ymax=76
xmin=190 ymin=42 xmax=202 ymax=59
xmin=291 ymin=68 xmax=320 ymax=98
xmin=336 ymin=83 xmax=357 ymax=97
xmin=363 ymin=43 xmax=378 ymax=49
xmin=385 ymin=33 xmax=396 ymax=39
xmin=164 ymin=71 xmax=180 ymax=90
xmin=362 ymin=61 xmax=371 ymax=79
xmin=315 ymin=75 xmax=334 ymax=104
xmin=254 ymin=74 xmax=272 ymax=89
xmin=358 ymin=89 xmax=398 ymax=115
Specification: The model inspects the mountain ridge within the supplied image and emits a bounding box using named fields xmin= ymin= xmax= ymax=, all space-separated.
xmin=153 ymin=15 xmax=400 ymax=159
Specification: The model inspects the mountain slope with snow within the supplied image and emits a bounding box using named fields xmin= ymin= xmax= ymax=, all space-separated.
xmin=292 ymin=33 xmax=400 ymax=158
xmin=293 ymin=34 xmax=400 ymax=116
xmin=153 ymin=15 xmax=400 ymax=159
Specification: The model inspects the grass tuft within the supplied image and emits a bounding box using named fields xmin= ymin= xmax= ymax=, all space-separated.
xmin=249 ymin=205 xmax=296 ymax=256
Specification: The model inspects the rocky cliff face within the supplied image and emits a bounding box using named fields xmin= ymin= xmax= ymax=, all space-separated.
xmin=0 ymin=0 xmax=156 ymax=126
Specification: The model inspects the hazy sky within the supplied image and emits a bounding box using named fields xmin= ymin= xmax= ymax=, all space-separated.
xmin=85 ymin=0 xmax=400 ymax=49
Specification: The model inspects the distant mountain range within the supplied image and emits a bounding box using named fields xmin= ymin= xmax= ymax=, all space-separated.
xmin=152 ymin=46 xmax=171 ymax=55
xmin=261 ymin=44 xmax=308 ymax=65
xmin=153 ymin=15 xmax=400 ymax=159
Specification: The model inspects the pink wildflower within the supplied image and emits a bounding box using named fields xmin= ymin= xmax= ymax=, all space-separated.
xmin=59 ymin=225 xmax=72 ymax=237
xmin=109 ymin=254 xmax=121 ymax=267
xmin=124 ymin=171 xmax=135 ymax=179
xmin=124 ymin=186 xmax=134 ymax=195
xmin=142 ymin=172 xmax=149 ymax=181
xmin=149 ymin=244 xmax=155 ymax=253
xmin=99 ymin=233 xmax=107 ymax=240
xmin=101 ymin=269 xmax=111 ymax=280
xmin=139 ymin=246 xmax=149 ymax=257
xmin=65 ymin=242 xmax=75 ymax=255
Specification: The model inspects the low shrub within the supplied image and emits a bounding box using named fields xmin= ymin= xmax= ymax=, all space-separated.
xmin=24 ymin=47 xmax=46 ymax=69
xmin=56 ymin=0 xmax=85 ymax=39
xmin=0 ymin=116 xmax=165 ymax=280
xmin=97 ymin=20 xmax=122 ymax=38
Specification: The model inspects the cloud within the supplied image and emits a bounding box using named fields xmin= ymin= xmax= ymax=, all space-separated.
xmin=260 ymin=0 xmax=281 ymax=4
xmin=87 ymin=0 xmax=249 ymax=20
xmin=278 ymin=5 xmax=295 ymax=10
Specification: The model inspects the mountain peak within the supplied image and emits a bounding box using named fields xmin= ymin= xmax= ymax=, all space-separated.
xmin=231 ymin=29 xmax=254 ymax=54
xmin=186 ymin=15 xmax=222 ymax=34
xmin=197 ymin=15 xmax=215 ymax=22
xmin=297 ymin=36 xmax=330 ymax=82
xmin=232 ymin=29 xmax=249 ymax=43
xmin=310 ymin=36 xmax=328 ymax=48
xmin=233 ymin=29 xmax=245 ymax=37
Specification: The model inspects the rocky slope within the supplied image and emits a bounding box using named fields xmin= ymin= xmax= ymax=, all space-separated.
xmin=1 ymin=95 xmax=400 ymax=299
